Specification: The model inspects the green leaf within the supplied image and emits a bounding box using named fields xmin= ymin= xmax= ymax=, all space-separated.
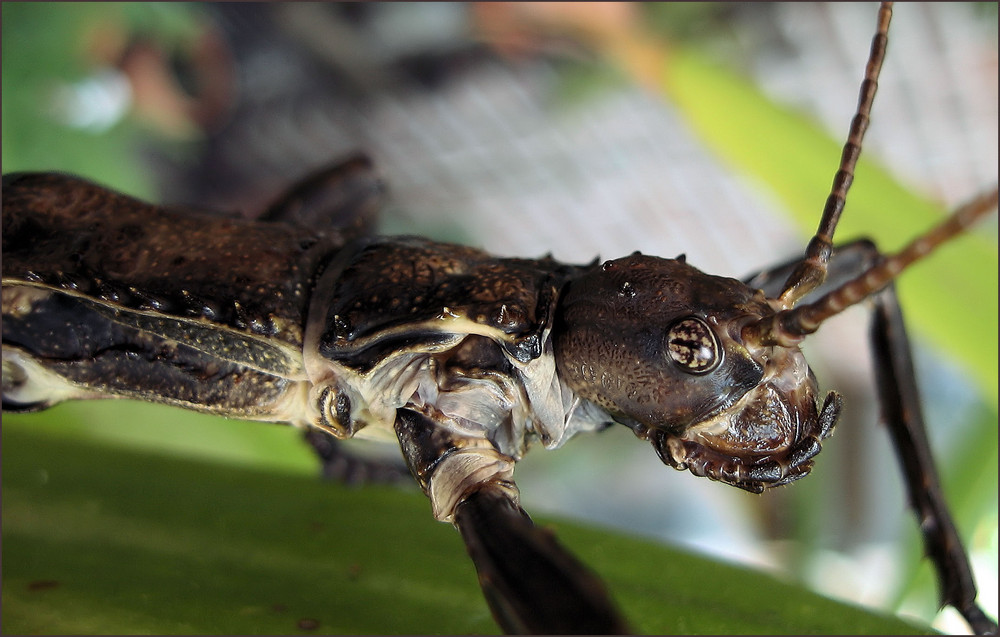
xmin=3 ymin=414 xmax=929 ymax=635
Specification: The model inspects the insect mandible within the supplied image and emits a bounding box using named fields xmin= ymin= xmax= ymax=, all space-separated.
xmin=5 ymin=2 xmax=1000 ymax=632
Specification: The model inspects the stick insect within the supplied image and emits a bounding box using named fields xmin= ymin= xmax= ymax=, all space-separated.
xmin=5 ymin=2 xmax=996 ymax=632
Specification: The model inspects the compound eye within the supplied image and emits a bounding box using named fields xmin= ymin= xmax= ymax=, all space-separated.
xmin=666 ymin=317 xmax=720 ymax=374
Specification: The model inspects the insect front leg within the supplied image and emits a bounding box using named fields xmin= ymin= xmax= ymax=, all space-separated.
xmin=870 ymin=276 xmax=997 ymax=635
xmin=749 ymin=239 xmax=997 ymax=635
xmin=393 ymin=408 xmax=628 ymax=635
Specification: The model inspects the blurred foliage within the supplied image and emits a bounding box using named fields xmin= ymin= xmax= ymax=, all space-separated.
xmin=3 ymin=418 xmax=929 ymax=635
xmin=2 ymin=2 xmax=204 ymax=192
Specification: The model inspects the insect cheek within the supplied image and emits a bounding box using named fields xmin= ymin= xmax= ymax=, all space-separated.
xmin=700 ymin=383 xmax=802 ymax=454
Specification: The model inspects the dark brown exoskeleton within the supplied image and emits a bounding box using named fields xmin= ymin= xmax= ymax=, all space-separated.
xmin=2 ymin=3 xmax=997 ymax=634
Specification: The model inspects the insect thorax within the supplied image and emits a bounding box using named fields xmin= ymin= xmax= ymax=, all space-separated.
xmin=299 ymin=236 xmax=609 ymax=457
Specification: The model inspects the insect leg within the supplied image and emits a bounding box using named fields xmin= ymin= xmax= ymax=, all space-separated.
xmin=257 ymin=152 xmax=383 ymax=237
xmin=393 ymin=408 xmax=628 ymax=635
xmin=302 ymin=427 xmax=412 ymax=485
xmin=749 ymin=240 xmax=996 ymax=635
xmin=869 ymin=275 xmax=997 ymax=636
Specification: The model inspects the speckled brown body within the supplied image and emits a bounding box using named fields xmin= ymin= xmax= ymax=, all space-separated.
xmin=554 ymin=254 xmax=769 ymax=432
xmin=2 ymin=172 xmax=351 ymax=417
xmin=1 ymin=172 xmax=586 ymax=441
xmin=1 ymin=168 xmax=832 ymax=484
xmin=2 ymin=172 xmax=335 ymax=353
xmin=314 ymin=237 xmax=580 ymax=370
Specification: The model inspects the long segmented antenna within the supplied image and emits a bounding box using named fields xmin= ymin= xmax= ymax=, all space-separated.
xmin=744 ymin=187 xmax=1000 ymax=348
xmin=777 ymin=1 xmax=893 ymax=308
